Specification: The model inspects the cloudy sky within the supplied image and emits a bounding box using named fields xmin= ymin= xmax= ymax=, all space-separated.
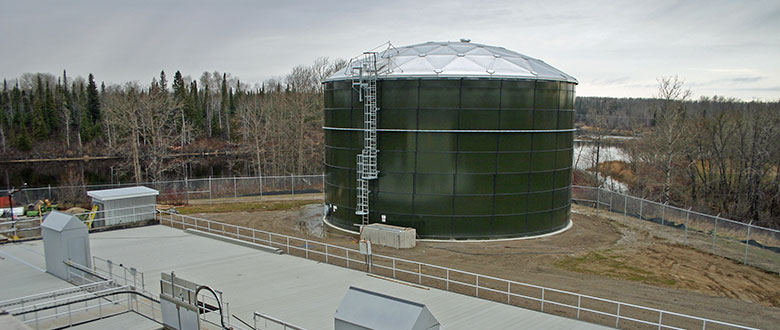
xmin=1 ymin=0 xmax=778 ymax=100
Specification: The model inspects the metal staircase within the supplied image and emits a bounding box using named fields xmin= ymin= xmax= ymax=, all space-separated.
xmin=352 ymin=52 xmax=380 ymax=226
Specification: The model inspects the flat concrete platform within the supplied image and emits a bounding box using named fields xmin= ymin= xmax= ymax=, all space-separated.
xmin=90 ymin=225 xmax=608 ymax=330
xmin=1 ymin=225 xmax=610 ymax=329
xmin=0 ymin=242 xmax=71 ymax=302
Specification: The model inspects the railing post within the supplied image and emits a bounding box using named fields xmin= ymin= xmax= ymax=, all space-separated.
xmin=287 ymin=237 xmax=290 ymax=254
xmin=418 ymin=264 xmax=422 ymax=284
xmin=658 ymin=311 xmax=663 ymax=330
xmin=326 ymin=245 xmax=329 ymax=263
xmin=392 ymin=259 xmax=396 ymax=278
xmin=446 ymin=269 xmax=449 ymax=291
xmin=507 ymin=281 xmax=511 ymax=304
xmin=541 ymin=288 xmax=545 ymax=312
xmin=577 ymin=295 xmax=581 ymax=319
xmin=476 ymin=276 xmax=479 ymax=297
xmin=347 ymin=250 xmax=350 ymax=268
xmin=616 ymin=303 xmax=620 ymax=328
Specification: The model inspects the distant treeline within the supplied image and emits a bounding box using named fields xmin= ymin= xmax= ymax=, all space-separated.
xmin=577 ymin=80 xmax=780 ymax=228
xmin=575 ymin=95 xmax=780 ymax=132
xmin=0 ymin=57 xmax=346 ymax=183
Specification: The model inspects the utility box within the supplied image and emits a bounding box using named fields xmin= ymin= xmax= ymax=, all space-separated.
xmin=360 ymin=224 xmax=416 ymax=249
xmin=335 ymin=286 xmax=439 ymax=330
xmin=42 ymin=211 xmax=91 ymax=281
xmin=87 ymin=186 xmax=159 ymax=227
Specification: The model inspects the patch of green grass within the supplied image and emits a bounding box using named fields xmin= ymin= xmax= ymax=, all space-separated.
xmin=177 ymin=199 xmax=320 ymax=215
xmin=555 ymin=251 xmax=677 ymax=287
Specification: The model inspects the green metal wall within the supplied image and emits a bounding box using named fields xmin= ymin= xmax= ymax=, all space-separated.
xmin=324 ymin=78 xmax=576 ymax=239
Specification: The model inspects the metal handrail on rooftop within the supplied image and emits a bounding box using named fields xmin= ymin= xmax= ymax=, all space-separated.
xmin=254 ymin=311 xmax=307 ymax=330
xmin=158 ymin=210 xmax=759 ymax=330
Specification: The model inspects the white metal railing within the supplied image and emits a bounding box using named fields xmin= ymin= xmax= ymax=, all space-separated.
xmin=158 ymin=210 xmax=758 ymax=330
xmin=6 ymin=282 xmax=133 ymax=330
xmin=66 ymin=259 xmax=162 ymax=327
xmin=0 ymin=203 xmax=157 ymax=240
xmin=92 ymin=256 xmax=146 ymax=291
xmin=254 ymin=311 xmax=307 ymax=330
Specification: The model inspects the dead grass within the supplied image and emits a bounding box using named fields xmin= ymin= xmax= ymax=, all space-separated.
xmin=177 ymin=199 xmax=320 ymax=215
xmin=555 ymin=249 xmax=678 ymax=287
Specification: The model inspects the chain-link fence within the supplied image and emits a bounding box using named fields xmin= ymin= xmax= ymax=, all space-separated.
xmin=6 ymin=177 xmax=778 ymax=274
xmin=6 ymin=174 xmax=325 ymax=207
xmin=572 ymin=185 xmax=780 ymax=274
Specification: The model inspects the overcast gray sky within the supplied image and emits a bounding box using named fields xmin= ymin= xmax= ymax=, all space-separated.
xmin=1 ymin=0 xmax=778 ymax=100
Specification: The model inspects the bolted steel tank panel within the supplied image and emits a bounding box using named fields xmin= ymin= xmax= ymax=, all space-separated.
xmin=324 ymin=42 xmax=576 ymax=239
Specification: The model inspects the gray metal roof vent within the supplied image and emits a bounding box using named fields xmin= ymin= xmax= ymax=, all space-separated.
xmin=42 ymin=211 xmax=91 ymax=280
xmin=459 ymin=38 xmax=471 ymax=43
xmin=335 ymin=287 xmax=440 ymax=330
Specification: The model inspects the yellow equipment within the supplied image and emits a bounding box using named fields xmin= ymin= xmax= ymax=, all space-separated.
xmin=86 ymin=204 xmax=99 ymax=229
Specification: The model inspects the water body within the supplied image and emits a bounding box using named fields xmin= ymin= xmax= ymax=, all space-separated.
xmin=1 ymin=157 xmax=253 ymax=189
xmin=573 ymin=140 xmax=631 ymax=192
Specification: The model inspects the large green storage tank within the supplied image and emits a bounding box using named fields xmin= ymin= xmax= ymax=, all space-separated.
xmin=323 ymin=41 xmax=577 ymax=239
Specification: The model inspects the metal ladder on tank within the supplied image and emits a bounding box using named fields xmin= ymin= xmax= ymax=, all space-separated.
xmin=352 ymin=52 xmax=379 ymax=226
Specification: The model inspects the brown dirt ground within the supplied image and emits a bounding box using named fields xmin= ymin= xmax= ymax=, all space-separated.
xmin=180 ymin=197 xmax=780 ymax=329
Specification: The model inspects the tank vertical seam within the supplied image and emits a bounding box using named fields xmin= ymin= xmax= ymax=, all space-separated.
xmin=452 ymin=78 xmax=462 ymax=239
xmin=526 ymin=81 xmax=536 ymax=233
xmin=412 ymin=79 xmax=420 ymax=229
xmin=492 ymin=80 xmax=503 ymax=236
xmin=550 ymin=82 xmax=560 ymax=228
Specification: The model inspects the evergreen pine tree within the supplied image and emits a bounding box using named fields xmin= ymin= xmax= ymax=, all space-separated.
xmin=16 ymin=126 xmax=31 ymax=151
xmin=86 ymin=73 xmax=101 ymax=125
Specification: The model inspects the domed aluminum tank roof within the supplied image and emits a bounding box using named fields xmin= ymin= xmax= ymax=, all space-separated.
xmin=325 ymin=41 xmax=577 ymax=83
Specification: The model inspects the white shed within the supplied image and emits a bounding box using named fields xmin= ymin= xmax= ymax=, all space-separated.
xmin=335 ymin=286 xmax=440 ymax=330
xmin=87 ymin=186 xmax=159 ymax=227
xmin=42 ymin=211 xmax=91 ymax=281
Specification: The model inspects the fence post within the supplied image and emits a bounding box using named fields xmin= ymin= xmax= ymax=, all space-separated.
xmin=48 ymin=184 xmax=52 ymax=201
xmin=185 ymin=177 xmax=189 ymax=205
xmin=661 ymin=202 xmax=667 ymax=230
xmin=712 ymin=214 xmax=720 ymax=254
xmin=208 ymin=177 xmax=212 ymax=200
xmin=291 ymin=174 xmax=295 ymax=199
xmin=685 ymin=207 xmax=691 ymax=244
xmin=623 ymin=194 xmax=628 ymax=224
xmin=744 ymin=221 xmax=752 ymax=265
xmin=639 ymin=198 xmax=644 ymax=221
xmin=233 ymin=176 xmax=237 ymax=201
xmin=596 ymin=187 xmax=600 ymax=217
xmin=259 ymin=175 xmax=263 ymax=197
xmin=609 ymin=190 xmax=613 ymax=212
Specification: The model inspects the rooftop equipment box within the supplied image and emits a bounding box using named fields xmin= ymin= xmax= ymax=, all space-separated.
xmin=335 ymin=286 xmax=439 ymax=330
xmin=360 ymin=224 xmax=416 ymax=249
xmin=87 ymin=186 xmax=159 ymax=227
xmin=42 ymin=211 xmax=91 ymax=281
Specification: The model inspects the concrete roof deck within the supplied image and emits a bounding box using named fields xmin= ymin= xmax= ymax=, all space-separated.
xmin=0 ymin=225 xmax=609 ymax=330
